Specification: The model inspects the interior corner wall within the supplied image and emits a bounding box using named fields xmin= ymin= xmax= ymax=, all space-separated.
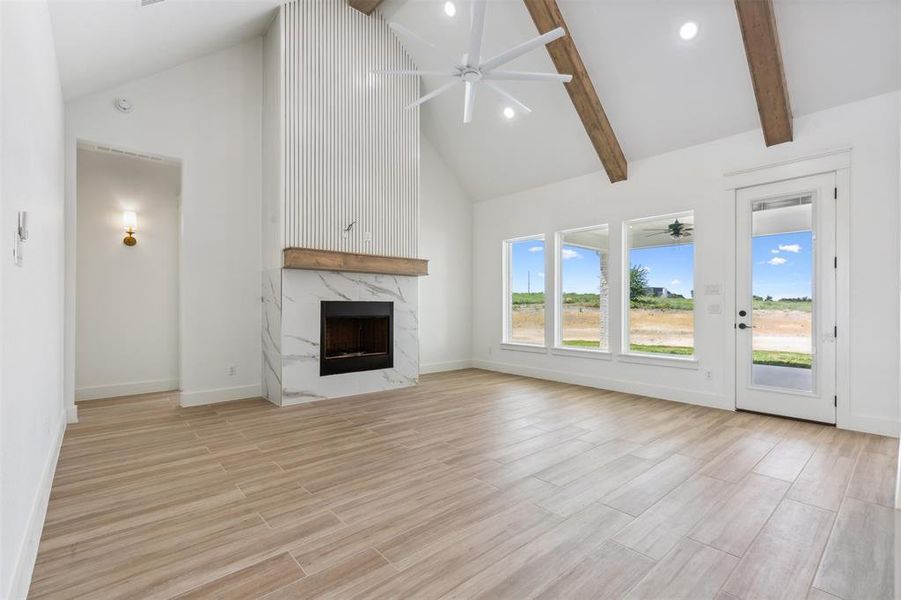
xmin=65 ymin=39 xmax=263 ymax=408
xmin=471 ymin=91 xmax=901 ymax=438
xmin=75 ymin=149 xmax=180 ymax=400
xmin=419 ymin=135 xmax=473 ymax=372
xmin=262 ymin=11 xmax=283 ymax=272
xmin=0 ymin=1 xmax=67 ymax=597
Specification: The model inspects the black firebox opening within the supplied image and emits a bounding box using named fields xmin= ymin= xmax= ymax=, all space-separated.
xmin=320 ymin=301 xmax=393 ymax=376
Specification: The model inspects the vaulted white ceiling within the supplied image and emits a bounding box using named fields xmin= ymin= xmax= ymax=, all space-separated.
xmin=47 ymin=0 xmax=899 ymax=202
xmin=382 ymin=0 xmax=900 ymax=201
xmin=47 ymin=0 xmax=280 ymax=100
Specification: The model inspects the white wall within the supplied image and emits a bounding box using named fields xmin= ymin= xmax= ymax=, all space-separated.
xmin=419 ymin=136 xmax=473 ymax=372
xmin=65 ymin=39 xmax=263 ymax=409
xmin=0 ymin=2 xmax=66 ymax=597
xmin=261 ymin=13 xmax=282 ymax=272
xmin=75 ymin=149 xmax=180 ymax=400
xmin=472 ymin=91 xmax=901 ymax=437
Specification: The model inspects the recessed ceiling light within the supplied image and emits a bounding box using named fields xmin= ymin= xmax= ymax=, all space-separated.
xmin=443 ymin=1 xmax=456 ymax=17
xmin=679 ymin=21 xmax=699 ymax=41
xmin=502 ymin=106 xmax=515 ymax=120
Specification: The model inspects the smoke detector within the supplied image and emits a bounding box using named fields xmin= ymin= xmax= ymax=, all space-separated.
xmin=114 ymin=97 xmax=133 ymax=113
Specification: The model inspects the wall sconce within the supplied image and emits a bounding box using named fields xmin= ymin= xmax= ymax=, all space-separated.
xmin=123 ymin=211 xmax=137 ymax=246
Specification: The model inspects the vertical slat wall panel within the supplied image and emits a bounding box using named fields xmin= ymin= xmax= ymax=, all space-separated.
xmin=283 ymin=0 xmax=419 ymax=259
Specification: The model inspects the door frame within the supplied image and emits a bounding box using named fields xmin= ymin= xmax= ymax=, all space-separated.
xmin=722 ymin=148 xmax=851 ymax=427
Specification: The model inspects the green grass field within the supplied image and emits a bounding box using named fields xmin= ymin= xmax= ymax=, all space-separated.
xmin=562 ymin=340 xmax=812 ymax=369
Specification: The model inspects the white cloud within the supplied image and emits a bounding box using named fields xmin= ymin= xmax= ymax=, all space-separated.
xmin=561 ymin=248 xmax=582 ymax=260
xmin=771 ymin=249 xmax=780 ymax=254
xmin=670 ymin=279 xmax=681 ymax=286
xmin=528 ymin=245 xmax=543 ymax=253
xmin=768 ymin=257 xmax=787 ymax=266
xmin=778 ymin=244 xmax=801 ymax=253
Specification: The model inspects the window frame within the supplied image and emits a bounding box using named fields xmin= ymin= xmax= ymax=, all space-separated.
xmin=554 ymin=224 xmax=611 ymax=355
xmin=621 ymin=211 xmax=698 ymax=364
xmin=502 ymin=234 xmax=547 ymax=349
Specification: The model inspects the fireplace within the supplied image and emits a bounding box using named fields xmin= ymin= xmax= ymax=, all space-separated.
xmin=320 ymin=301 xmax=393 ymax=376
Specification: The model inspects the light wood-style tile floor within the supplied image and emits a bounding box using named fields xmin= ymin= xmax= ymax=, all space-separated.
xmin=29 ymin=369 xmax=898 ymax=599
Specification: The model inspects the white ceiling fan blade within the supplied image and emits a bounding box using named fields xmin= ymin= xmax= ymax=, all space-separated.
xmin=405 ymin=79 xmax=460 ymax=109
xmin=466 ymin=0 xmax=487 ymax=67
xmin=372 ymin=69 xmax=458 ymax=77
xmin=484 ymin=82 xmax=532 ymax=114
xmin=388 ymin=22 xmax=460 ymax=65
xmin=483 ymin=70 xmax=572 ymax=83
xmin=463 ymin=81 xmax=478 ymax=123
xmin=479 ymin=27 xmax=566 ymax=72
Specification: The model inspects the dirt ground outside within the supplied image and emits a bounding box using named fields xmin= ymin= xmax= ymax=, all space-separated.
xmin=511 ymin=305 xmax=812 ymax=353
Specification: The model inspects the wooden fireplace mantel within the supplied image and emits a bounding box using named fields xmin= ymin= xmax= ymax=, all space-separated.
xmin=283 ymin=248 xmax=429 ymax=277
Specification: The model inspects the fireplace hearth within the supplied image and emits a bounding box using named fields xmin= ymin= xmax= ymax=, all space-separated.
xmin=320 ymin=301 xmax=393 ymax=376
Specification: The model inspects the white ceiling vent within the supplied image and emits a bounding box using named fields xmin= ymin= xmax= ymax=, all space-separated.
xmin=140 ymin=0 xmax=166 ymax=7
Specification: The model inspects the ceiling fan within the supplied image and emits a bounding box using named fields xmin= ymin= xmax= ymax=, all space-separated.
xmin=374 ymin=0 xmax=572 ymax=123
xmin=646 ymin=219 xmax=694 ymax=240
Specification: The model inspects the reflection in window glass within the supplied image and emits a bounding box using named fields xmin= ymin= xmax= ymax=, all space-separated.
xmin=626 ymin=213 xmax=695 ymax=356
xmin=751 ymin=195 xmax=814 ymax=391
xmin=559 ymin=226 xmax=609 ymax=350
xmin=507 ymin=237 xmax=545 ymax=344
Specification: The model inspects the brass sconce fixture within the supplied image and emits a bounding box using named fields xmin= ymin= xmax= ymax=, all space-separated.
xmin=123 ymin=211 xmax=137 ymax=246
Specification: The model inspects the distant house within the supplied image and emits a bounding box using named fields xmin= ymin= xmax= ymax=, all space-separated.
xmin=648 ymin=287 xmax=671 ymax=297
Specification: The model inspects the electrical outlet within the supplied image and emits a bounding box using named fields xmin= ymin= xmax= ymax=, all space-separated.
xmin=705 ymin=370 xmax=713 ymax=380
xmin=226 ymin=365 xmax=236 ymax=376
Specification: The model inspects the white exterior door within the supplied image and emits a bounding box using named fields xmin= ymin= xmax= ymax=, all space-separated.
xmin=735 ymin=173 xmax=837 ymax=424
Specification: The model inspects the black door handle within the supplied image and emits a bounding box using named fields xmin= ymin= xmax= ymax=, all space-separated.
xmin=738 ymin=323 xmax=755 ymax=330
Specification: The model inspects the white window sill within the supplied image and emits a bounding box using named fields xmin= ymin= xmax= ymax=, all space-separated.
xmin=500 ymin=342 xmax=548 ymax=354
xmin=617 ymin=352 xmax=699 ymax=370
xmin=551 ymin=346 xmax=613 ymax=360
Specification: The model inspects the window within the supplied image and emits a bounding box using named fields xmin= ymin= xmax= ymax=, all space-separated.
xmin=556 ymin=225 xmax=609 ymax=351
xmin=625 ymin=212 xmax=695 ymax=357
xmin=504 ymin=236 xmax=545 ymax=345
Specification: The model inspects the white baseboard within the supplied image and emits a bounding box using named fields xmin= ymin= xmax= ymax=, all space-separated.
xmin=472 ymin=359 xmax=733 ymax=411
xmin=75 ymin=379 xmax=178 ymax=401
xmin=838 ymin=413 xmax=901 ymax=438
xmin=179 ymin=384 xmax=261 ymax=407
xmin=896 ymin=442 xmax=900 ymax=509
xmin=420 ymin=359 xmax=473 ymax=374
xmin=473 ymin=359 xmax=900 ymax=438
xmin=7 ymin=409 xmax=66 ymax=600
xmin=66 ymin=404 xmax=78 ymax=423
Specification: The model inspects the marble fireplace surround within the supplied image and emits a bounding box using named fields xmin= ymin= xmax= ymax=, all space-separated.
xmin=262 ymin=266 xmax=421 ymax=406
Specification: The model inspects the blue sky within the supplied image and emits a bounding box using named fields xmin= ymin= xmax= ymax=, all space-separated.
xmin=512 ymin=232 xmax=811 ymax=300
xmin=510 ymin=240 xmax=546 ymax=293
xmin=630 ymin=243 xmax=694 ymax=297
xmin=751 ymin=231 xmax=812 ymax=299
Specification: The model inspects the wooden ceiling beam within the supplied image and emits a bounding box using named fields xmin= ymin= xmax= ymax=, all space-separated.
xmin=735 ymin=0 xmax=793 ymax=146
xmin=523 ymin=0 xmax=627 ymax=183
xmin=348 ymin=0 xmax=385 ymax=16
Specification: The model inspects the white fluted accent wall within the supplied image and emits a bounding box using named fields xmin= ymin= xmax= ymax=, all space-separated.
xmin=283 ymin=0 xmax=420 ymax=258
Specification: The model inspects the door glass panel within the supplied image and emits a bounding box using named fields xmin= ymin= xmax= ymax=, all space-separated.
xmin=750 ymin=194 xmax=814 ymax=392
